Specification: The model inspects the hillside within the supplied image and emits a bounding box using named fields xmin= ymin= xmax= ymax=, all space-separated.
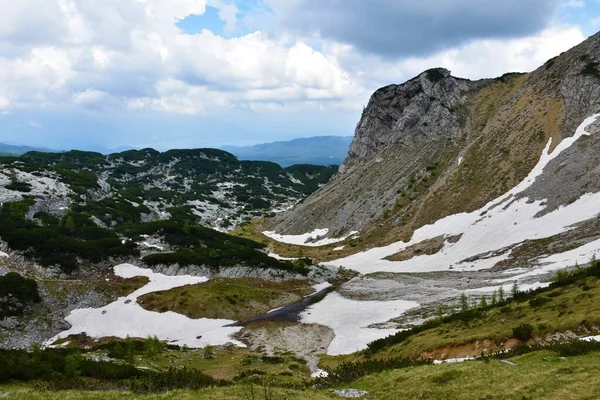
xmin=273 ymin=33 xmax=600 ymax=244
xmin=264 ymin=32 xmax=600 ymax=274
xmin=221 ymin=136 xmax=352 ymax=167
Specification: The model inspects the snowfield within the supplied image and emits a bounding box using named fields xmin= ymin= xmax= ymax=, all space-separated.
xmin=263 ymin=228 xmax=359 ymax=247
xmin=47 ymin=264 xmax=244 ymax=348
xmin=300 ymin=292 xmax=419 ymax=355
xmin=328 ymin=114 xmax=600 ymax=279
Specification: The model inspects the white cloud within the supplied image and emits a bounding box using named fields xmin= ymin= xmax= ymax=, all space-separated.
xmin=0 ymin=0 xmax=588 ymax=125
xmin=564 ymin=0 xmax=585 ymax=7
xmin=0 ymin=0 xmax=355 ymax=115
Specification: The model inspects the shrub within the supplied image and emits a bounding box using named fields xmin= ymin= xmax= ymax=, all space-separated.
xmin=513 ymin=324 xmax=534 ymax=341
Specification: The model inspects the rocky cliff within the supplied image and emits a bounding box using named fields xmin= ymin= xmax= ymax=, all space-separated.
xmin=272 ymin=32 xmax=600 ymax=249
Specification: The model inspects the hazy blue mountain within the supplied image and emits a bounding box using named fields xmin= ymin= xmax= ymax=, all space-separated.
xmin=0 ymin=142 xmax=57 ymax=156
xmin=221 ymin=136 xmax=353 ymax=167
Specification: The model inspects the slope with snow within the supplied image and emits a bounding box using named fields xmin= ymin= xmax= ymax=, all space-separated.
xmin=262 ymin=228 xmax=359 ymax=247
xmin=326 ymin=114 xmax=600 ymax=279
xmin=300 ymin=292 xmax=418 ymax=355
xmin=47 ymin=264 xmax=244 ymax=348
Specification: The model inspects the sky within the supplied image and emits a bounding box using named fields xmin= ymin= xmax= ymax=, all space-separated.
xmin=0 ymin=0 xmax=598 ymax=151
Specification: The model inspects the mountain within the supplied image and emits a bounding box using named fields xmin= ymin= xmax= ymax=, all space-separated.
xmin=0 ymin=148 xmax=336 ymax=275
xmin=5 ymin=32 xmax=600 ymax=400
xmin=221 ymin=136 xmax=353 ymax=167
xmin=272 ymin=32 xmax=600 ymax=257
xmin=0 ymin=142 xmax=56 ymax=156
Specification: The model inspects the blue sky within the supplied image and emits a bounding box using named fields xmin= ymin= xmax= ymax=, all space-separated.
xmin=0 ymin=0 xmax=598 ymax=151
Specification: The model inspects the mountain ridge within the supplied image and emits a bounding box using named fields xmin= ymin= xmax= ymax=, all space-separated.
xmin=272 ymin=31 xmax=600 ymax=248
xmin=221 ymin=135 xmax=353 ymax=167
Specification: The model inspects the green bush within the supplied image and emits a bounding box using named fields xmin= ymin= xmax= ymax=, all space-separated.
xmin=512 ymin=324 xmax=534 ymax=341
xmin=0 ymin=272 xmax=41 ymax=318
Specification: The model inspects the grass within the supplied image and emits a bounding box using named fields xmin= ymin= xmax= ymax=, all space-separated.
xmin=131 ymin=345 xmax=312 ymax=383
xmin=320 ymin=275 xmax=600 ymax=369
xmin=138 ymin=278 xmax=313 ymax=321
xmin=232 ymin=220 xmax=358 ymax=262
xmin=0 ymin=385 xmax=332 ymax=399
xmin=4 ymin=350 xmax=600 ymax=399
xmin=347 ymin=350 xmax=600 ymax=400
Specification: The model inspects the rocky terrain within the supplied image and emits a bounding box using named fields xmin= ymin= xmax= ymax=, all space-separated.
xmin=273 ymin=32 xmax=600 ymax=247
xmin=0 ymin=148 xmax=336 ymax=231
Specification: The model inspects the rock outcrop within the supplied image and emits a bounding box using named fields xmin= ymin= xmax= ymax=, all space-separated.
xmin=272 ymin=32 xmax=600 ymax=249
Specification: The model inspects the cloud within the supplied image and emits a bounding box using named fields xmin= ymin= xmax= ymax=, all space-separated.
xmin=0 ymin=0 xmax=590 ymax=149
xmin=564 ymin=0 xmax=585 ymax=7
xmin=0 ymin=0 xmax=355 ymax=116
xmin=277 ymin=0 xmax=562 ymax=58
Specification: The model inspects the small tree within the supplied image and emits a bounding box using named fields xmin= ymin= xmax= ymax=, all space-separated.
xmin=124 ymin=337 xmax=136 ymax=364
xmin=459 ymin=294 xmax=469 ymax=313
xmin=491 ymin=291 xmax=497 ymax=306
xmin=479 ymin=296 xmax=488 ymax=309
xmin=498 ymin=286 xmax=505 ymax=303
xmin=511 ymin=281 xmax=519 ymax=299
xmin=436 ymin=305 xmax=445 ymax=321
xmin=64 ymin=354 xmax=81 ymax=377
xmin=144 ymin=336 xmax=163 ymax=358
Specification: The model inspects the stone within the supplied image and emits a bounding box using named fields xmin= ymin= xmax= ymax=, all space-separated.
xmin=332 ymin=389 xmax=369 ymax=398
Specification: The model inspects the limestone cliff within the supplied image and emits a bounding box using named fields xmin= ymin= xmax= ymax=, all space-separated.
xmin=272 ymin=31 xmax=600 ymax=248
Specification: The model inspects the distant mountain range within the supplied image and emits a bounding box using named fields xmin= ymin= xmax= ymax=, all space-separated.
xmin=0 ymin=143 xmax=56 ymax=156
xmin=221 ymin=136 xmax=353 ymax=167
xmin=0 ymin=142 xmax=138 ymax=156
xmin=0 ymin=136 xmax=353 ymax=166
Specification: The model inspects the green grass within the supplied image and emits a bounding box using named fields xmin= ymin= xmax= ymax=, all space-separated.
xmin=347 ymin=350 xmax=600 ymax=400
xmin=138 ymin=278 xmax=313 ymax=321
xmin=321 ymin=275 xmax=600 ymax=369
xmin=4 ymin=350 xmax=600 ymax=399
xmin=0 ymin=386 xmax=332 ymax=400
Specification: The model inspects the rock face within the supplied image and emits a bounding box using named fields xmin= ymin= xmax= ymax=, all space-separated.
xmin=273 ymin=32 xmax=600 ymax=246
xmin=342 ymin=68 xmax=486 ymax=173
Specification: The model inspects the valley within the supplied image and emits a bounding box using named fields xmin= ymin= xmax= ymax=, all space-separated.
xmin=3 ymin=31 xmax=600 ymax=400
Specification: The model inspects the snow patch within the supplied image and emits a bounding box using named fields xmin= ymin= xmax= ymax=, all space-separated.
xmin=47 ymin=264 xmax=243 ymax=349
xmin=263 ymin=229 xmax=359 ymax=247
xmin=580 ymin=335 xmax=600 ymax=342
xmin=267 ymin=252 xmax=297 ymax=261
xmin=433 ymin=357 xmax=474 ymax=365
xmin=329 ymin=114 xmax=600 ymax=276
xmin=300 ymin=292 xmax=418 ymax=355
xmin=334 ymin=246 xmax=345 ymax=251
xmin=0 ymin=251 xmax=7 ymax=258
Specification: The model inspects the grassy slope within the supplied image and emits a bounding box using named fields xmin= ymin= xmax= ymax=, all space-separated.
xmin=349 ymin=351 xmax=600 ymax=400
xmin=4 ymin=350 xmax=600 ymax=399
xmin=232 ymin=219 xmax=362 ymax=263
xmin=321 ymin=275 xmax=600 ymax=369
xmin=137 ymin=278 xmax=313 ymax=321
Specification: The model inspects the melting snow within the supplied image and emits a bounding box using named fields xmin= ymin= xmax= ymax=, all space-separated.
xmin=329 ymin=114 xmax=600 ymax=276
xmin=433 ymin=357 xmax=475 ymax=364
xmin=263 ymin=229 xmax=359 ymax=247
xmin=299 ymin=292 xmax=419 ymax=355
xmin=47 ymin=264 xmax=243 ymax=348
xmin=580 ymin=335 xmax=600 ymax=342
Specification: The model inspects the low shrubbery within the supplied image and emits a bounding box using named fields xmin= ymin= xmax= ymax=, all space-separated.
xmin=0 ymin=346 xmax=222 ymax=393
xmin=0 ymin=272 xmax=41 ymax=318
xmin=367 ymin=257 xmax=600 ymax=353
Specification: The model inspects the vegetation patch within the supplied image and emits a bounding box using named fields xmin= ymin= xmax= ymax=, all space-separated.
xmin=138 ymin=278 xmax=313 ymax=321
xmin=0 ymin=272 xmax=41 ymax=318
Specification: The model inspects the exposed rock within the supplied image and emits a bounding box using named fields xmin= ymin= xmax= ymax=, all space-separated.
xmin=332 ymin=389 xmax=370 ymax=398
xmin=272 ymin=32 xmax=600 ymax=254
